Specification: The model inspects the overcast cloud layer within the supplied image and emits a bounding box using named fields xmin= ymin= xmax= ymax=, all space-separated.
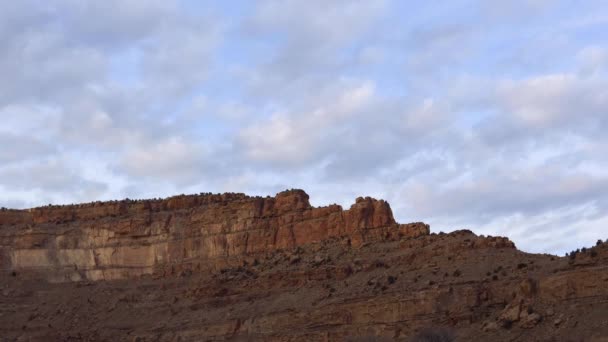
xmin=1 ymin=1 xmax=607 ymax=254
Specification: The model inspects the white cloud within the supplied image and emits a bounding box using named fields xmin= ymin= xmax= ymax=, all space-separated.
xmin=241 ymin=0 xmax=388 ymax=91
xmin=403 ymin=98 xmax=448 ymax=131
xmin=0 ymin=133 xmax=55 ymax=164
xmin=497 ymin=73 xmax=608 ymax=127
xmin=249 ymin=0 xmax=387 ymax=46
xmin=578 ymin=45 xmax=608 ymax=75
xmin=239 ymin=80 xmax=376 ymax=166
xmin=1 ymin=1 xmax=608 ymax=255
xmin=118 ymin=137 xmax=215 ymax=186
xmin=0 ymin=158 xmax=108 ymax=200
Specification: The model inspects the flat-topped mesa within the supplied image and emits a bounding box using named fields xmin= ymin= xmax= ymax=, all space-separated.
xmin=0 ymin=189 xmax=430 ymax=282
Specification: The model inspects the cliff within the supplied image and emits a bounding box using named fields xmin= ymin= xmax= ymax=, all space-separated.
xmin=0 ymin=189 xmax=428 ymax=283
xmin=1 ymin=190 xmax=607 ymax=341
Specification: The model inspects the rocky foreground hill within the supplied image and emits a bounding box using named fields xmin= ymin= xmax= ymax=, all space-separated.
xmin=1 ymin=189 xmax=607 ymax=341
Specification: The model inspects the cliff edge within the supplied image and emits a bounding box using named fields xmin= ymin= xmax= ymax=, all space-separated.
xmin=1 ymin=190 xmax=607 ymax=341
xmin=0 ymin=189 xmax=429 ymax=282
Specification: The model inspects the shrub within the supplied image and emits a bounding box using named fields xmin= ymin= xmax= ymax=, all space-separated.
xmin=410 ymin=327 xmax=455 ymax=342
xmin=374 ymin=260 xmax=388 ymax=268
xmin=346 ymin=337 xmax=393 ymax=342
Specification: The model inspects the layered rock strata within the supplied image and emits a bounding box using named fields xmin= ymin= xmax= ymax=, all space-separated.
xmin=1 ymin=190 xmax=607 ymax=341
xmin=0 ymin=190 xmax=428 ymax=282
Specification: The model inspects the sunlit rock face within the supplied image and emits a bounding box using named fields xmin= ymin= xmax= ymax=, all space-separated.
xmin=0 ymin=189 xmax=428 ymax=282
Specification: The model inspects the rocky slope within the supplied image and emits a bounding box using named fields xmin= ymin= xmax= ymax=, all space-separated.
xmin=1 ymin=190 xmax=607 ymax=341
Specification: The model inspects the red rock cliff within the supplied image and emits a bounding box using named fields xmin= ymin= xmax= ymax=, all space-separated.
xmin=2 ymin=190 xmax=607 ymax=341
xmin=0 ymin=189 xmax=429 ymax=282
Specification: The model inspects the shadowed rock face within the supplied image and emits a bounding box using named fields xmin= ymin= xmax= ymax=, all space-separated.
xmin=1 ymin=190 xmax=607 ymax=341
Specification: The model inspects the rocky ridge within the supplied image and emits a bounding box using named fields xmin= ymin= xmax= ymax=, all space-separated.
xmin=0 ymin=190 xmax=428 ymax=283
xmin=1 ymin=190 xmax=607 ymax=341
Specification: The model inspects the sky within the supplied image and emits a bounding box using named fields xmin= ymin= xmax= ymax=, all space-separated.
xmin=1 ymin=0 xmax=607 ymax=255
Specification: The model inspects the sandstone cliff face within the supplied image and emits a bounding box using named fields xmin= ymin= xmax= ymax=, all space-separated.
xmin=1 ymin=190 xmax=607 ymax=342
xmin=0 ymin=190 xmax=428 ymax=282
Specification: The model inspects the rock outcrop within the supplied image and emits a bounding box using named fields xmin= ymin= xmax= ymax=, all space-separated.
xmin=0 ymin=190 xmax=428 ymax=283
xmin=1 ymin=190 xmax=607 ymax=341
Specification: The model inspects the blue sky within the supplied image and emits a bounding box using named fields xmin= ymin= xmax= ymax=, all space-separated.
xmin=1 ymin=0 xmax=607 ymax=254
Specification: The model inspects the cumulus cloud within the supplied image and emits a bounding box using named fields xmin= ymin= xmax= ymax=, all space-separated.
xmin=0 ymin=133 xmax=54 ymax=164
xmin=117 ymin=137 xmax=225 ymax=186
xmin=246 ymin=0 xmax=387 ymax=70
xmin=578 ymin=46 xmax=608 ymax=74
xmin=1 ymin=0 xmax=608 ymax=254
xmin=497 ymin=74 xmax=608 ymax=128
xmin=239 ymin=80 xmax=376 ymax=166
xmin=0 ymin=159 xmax=107 ymax=202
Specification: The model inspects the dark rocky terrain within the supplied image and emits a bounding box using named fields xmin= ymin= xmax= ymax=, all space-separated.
xmin=1 ymin=190 xmax=607 ymax=341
